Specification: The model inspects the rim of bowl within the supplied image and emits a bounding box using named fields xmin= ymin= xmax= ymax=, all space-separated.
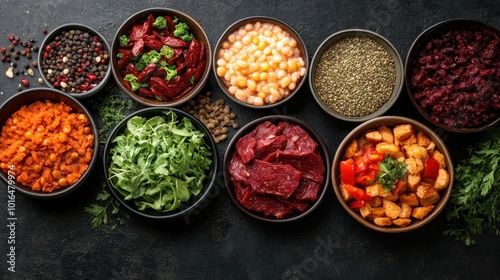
xmin=405 ymin=18 xmax=500 ymax=133
xmin=332 ymin=116 xmax=454 ymax=233
xmin=103 ymin=107 xmax=218 ymax=220
xmin=223 ymin=115 xmax=331 ymax=223
xmin=110 ymin=8 xmax=212 ymax=107
xmin=213 ymin=16 xmax=309 ymax=110
xmin=38 ymin=23 xmax=112 ymax=99
xmin=0 ymin=88 xmax=100 ymax=199
xmin=309 ymin=29 xmax=404 ymax=122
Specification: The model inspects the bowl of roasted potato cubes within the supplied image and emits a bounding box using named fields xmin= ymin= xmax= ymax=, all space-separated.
xmin=332 ymin=116 xmax=454 ymax=233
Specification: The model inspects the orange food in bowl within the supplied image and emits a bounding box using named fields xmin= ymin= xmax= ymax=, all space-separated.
xmin=0 ymin=100 xmax=94 ymax=192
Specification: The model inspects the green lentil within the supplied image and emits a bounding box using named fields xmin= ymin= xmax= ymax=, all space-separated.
xmin=314 ymin=36 xmax=396 ymax=117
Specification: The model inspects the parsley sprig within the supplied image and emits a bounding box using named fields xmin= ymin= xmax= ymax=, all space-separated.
xmin=444 ymin=127 xmax=500 ymax=246
xmin=374 ymin=156 xmax=408 ymax=192
xmin=84 ymin=183 xmax=126 ymax=229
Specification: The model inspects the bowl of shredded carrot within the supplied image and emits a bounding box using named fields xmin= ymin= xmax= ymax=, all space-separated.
xmin=0 ymin=88 xmax=99 ymax=199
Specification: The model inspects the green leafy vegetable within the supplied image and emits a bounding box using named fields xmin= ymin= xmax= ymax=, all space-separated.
xmin=134 ymin=47 xmax=175 ymax=72
xmin=119 ymin=34 xmax=129 ymax=47
xmin=173 ymin=21 xmax=194 ymax=42
xmin=153 ymin=15 xmax=167 ymax=29
xmin=444 ymin=127 xmax=500 ymax=246
xmin=124 ymin=74 xmax=148 ymax=91
xmin=107 ymin=111 xmax=213 ymax=212
xmin=373 ymin=156 xmax=407 ymax=192
xmin=84 ymin=183 xmax=125 ymax=229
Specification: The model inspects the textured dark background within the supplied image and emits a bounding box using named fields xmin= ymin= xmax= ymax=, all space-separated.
xmin=0 ymin=0 xmax=499 ymax=279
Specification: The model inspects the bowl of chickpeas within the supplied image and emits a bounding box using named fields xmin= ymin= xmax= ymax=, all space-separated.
xmin=214 ymin=16 xmax=308 ymax=108
xmin=0 ymin=88 xmax=99 ymax=199
xmin=332 ymin=116 xmax=454 ymax=233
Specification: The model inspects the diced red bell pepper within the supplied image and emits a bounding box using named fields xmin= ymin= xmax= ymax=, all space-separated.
xmin=355 ymin=163 xmax=379 ymax=185
xmin=340 ymin=159 xmax=355 ymax=185
xmin=344 ymin=184 xmax=372 ymax=202
xmin=364 ymin=147 xmax=384 ymax=164
xmin=422 ymin=157 xmax=440 ymax=180
xmin=349 ymin=200 xmax=366 ymax=209
xmin=393 ymin=179 xmax=407 ymax=196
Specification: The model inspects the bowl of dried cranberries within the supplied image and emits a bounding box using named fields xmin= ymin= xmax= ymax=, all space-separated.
xmin=406 ymin=19 xmax=500 ymax=133
xmin=223 ymin=115 xmax=330 ymax=222
xmin=111 ymin=8 xmax=212 ymax=107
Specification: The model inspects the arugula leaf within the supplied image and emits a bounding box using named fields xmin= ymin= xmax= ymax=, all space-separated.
xmin=444 ymin=127 xmax=500 ymax=245
xmin=372 ymin=156 xmax=407 ymax=192
xmin=108 ymin=110 xmax=213 ymax=212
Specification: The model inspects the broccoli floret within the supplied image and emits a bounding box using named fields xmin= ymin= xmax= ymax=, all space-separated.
xmin=173 ymin=22 xmax=194 ymax=42
xmin=159 ymin=62 xmax=177 ymax=80
xmin=119 ymin=35 xmax=129 ymax=47
xmin=123 ymin=74 xmax=147 ymax=91
xmin=159 ymin=45 xmax=174 ymax=59
xmin=134 ymin=50 xmax=161 ymax=71
xmin=153 ymin=16 xmax=167 ymax=29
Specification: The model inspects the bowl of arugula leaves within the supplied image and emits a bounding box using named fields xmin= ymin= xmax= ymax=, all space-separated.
xmin=103 ymin=107 xmax=218 ymax=220
xmin=332 ymin=116 xmax=454 ymax=233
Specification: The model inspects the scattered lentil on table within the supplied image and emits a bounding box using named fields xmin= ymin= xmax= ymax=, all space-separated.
xmin=314 ymin=36 xmax=396 ymax=117
xmin=41 ymin=29 xmax=109 ymax=93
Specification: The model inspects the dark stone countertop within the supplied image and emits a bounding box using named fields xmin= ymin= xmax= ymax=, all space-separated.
xmin=0 ymin=0 xmax=499 ymax=279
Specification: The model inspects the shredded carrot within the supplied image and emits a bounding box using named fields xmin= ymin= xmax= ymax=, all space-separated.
xmin=0 ymin=100 xmax=94 ymax=192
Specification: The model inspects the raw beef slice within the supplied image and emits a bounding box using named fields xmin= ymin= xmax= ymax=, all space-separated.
xmin=277 ymin=122 xmax=318 ymax=154
xmin=247 ymin=159 xmax=302 ymax=199
xmin=235 ymin=132 xmax=257 ymax=164
xmin=294 ymin=178 xmax=322 ymax=201
xmin=264 ymin=151 xmax=325 ymax=184
xmin=254 ymin=134 xmax=288 ymax=159
xmin=241 ymin=191 xmax=294 ymax=219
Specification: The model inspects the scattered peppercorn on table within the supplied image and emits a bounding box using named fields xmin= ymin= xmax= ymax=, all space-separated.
xmin=0 ymin=0 xmax=498 ymax=279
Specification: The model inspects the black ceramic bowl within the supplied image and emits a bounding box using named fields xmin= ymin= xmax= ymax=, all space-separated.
xmin=309 ymin=29 xmax=404 ymax=122
xmin=405 ymin=19 xmax=500 ymax=133
xmin=223 ymin=115 xmax=330 ymax=222
xmin=38 ymin=23 xmax=111 ymax=99
xmin=111 ymin=8 xmax=212 ymax=107
xmin=103 ymin=107 xmax=218 ymax=220
xmin=213 ymin=16 xmax=309 ymax=109
xmin=0 ymin=88 xmax=99 ymax=199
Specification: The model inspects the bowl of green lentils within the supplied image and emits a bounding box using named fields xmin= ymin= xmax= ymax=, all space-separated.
xmin=309 ymin=29 xmax=404 ymax=122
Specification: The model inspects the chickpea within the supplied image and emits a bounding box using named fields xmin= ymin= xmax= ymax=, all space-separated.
xmin=70 ymin=152 xmax=79 ymax=160
xmin=33 ymin=165 xmax=42 ymax=173
xmin=52 ymin=170 xmax=62 ymax=180
xmin=83 ymin=127 xmax=91 ymax=134
xmin=49 ymin=153 xmax=57 ymax=162
xmin=58 ymin=178 xmax=68 ymax=187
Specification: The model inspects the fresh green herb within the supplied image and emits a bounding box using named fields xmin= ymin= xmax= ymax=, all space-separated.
xmin=108 ymin=111 xmax=213 ymax=212
xmin=124 ymin=74 xmax=148 ymax=91
xmin=153 ymin=15 xmax=167 ymax=29
xmin=119 ymin=34 xmax=129 ymax=47
xmin=189 ymin=75 xmax=195 ymax=84
xmin=373 ymin=156 xmax=407 ymax=192
xmin=444 ymin=127 xmax=500 ymax=246
xmin=84 ymin=183 xmax=125 ymax=229
xmin=173 ymin=21 xmax=194 ymax=42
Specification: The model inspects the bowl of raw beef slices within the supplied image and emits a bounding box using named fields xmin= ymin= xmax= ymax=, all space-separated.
xmin=223 ymin=115 xmax=330 ymax=222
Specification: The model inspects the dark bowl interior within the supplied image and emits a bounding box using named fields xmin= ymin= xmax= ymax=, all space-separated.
xmin=103 ymin=107 xmax=218 ymax=220
xmin=38 ymin=23 xmax=111 ymax=99
xmin=223 ymin=115 xmax=330 ymax=222
xmin=332 ymin=116 xmax=454 ymax=233
xmin=309 ymin=29 xmax=404 ymax=122
xmin=405 ymin=19 xmax=500 ymax=133
xmin=213 ymin=16 xmax=309 ymax=109
xmin=110 ymin=8 xmax=212 ymax=107
xmin=0 ymin=88 xmax=100 ymax=199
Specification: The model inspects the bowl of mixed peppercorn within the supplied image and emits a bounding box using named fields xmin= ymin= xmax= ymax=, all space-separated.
xmin=309 ymin=29 xmax=404 ymax=122
xmin=111 ymin=8 xmax=212 ymax=107
xmin=332 ymin=116 xmax=454 ymax=233
xmin=38 ymin=23 xmax=111 ymax=99
xmin=406 ymin=19 xmax=500 ymax=133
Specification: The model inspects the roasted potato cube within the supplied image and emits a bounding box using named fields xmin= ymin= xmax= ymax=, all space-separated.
xmin=378 ymin=125 xmax=394 ymax=143
xmin=396 ymin=133 xmax=417 ymax=146
xmin=360 ymin=204 xmax=372 ymax=218
xmin=426 ymin=142 xmax=436 ymax=155
xmin=357 ymin=136 xmax=368 ymax=150
xmin=411 ymin=205 xmax=435 ymax=219
xmin=375 ymin=142 xmax=400 ymax=157
xmin=374 ymin=217 xmax=393 ymax=226
xmin=383 ymin=194 xmax=400 ymax=202
xmin=432 ymin=150 xmax=446 ymax=169
xmin=368 ymin=207 xmax=386 ymax=220
xmin=434 ymin=168 xmax=450 ymax=191
xmin=417 ymin=131 xmax=432 ymax=147
xmin=393 ymin=124 xmax=414 ymax=140
xmin=407 ymin=174 xmax=421 ymax=191
xmin=365 ymin=183 xmax=390 ymax=197
xmin=400 ymin=193 xmax=419 ymax=207
xmin=383 ymin=199 xmax=402 ymax=219
xmin=416 ymin=183 xmax=440 ymax=206
xmin=365 ymin=130 xmax=382 ymax=144
xmin=339 ymin=183 xmax=353 ymax=201
xmin=345 ymin=139 xmax=359 ymax=158
xmin=393 ymin=218 xmax=412 ymax=227
xmin=399 ymin=203 xmax=412 ymax=218
xmin=369 ymin=196 xmax=383 ymax=207
xmin=404 ymin=144 xmax=429 ymax=161
xmin=405 ymin=157 xmax=424 ymax=175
